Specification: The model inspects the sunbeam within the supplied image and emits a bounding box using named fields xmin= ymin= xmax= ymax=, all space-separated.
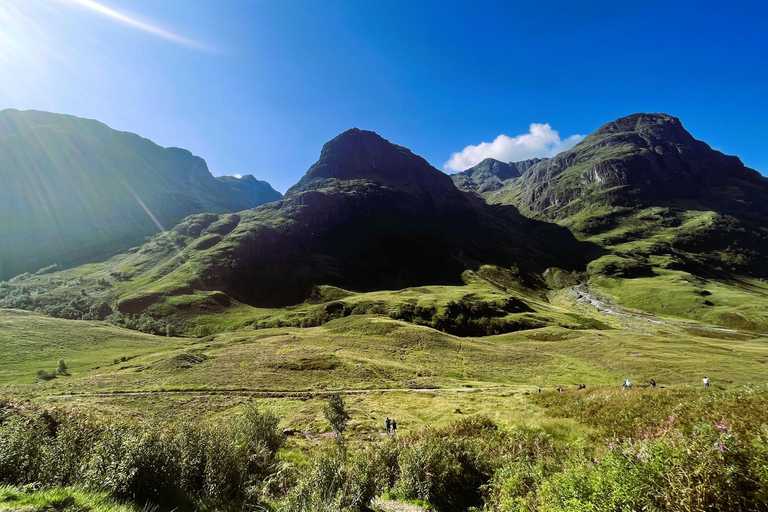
xmin=56 ymin=0 xmax=207 ymax=49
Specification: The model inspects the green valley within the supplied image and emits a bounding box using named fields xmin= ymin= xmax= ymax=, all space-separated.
xmin=1 ymin=112 xmax=768 ymax=511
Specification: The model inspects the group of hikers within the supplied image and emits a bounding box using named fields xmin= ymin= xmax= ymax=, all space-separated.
xmin=537 ymin=376 xmax=712 ymax=393
xmin=622 ymin=377 xmax=710 ymax=388
xmin=380 ymin=377 xmax=712 ymax=434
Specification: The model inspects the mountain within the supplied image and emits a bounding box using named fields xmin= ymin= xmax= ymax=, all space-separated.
xmin=285 ymin=128 xmax=460 ymax=199
xmin=0 ymin=109 xmax=281 ymax=280
xmin=216 ymin=175 xmax=282 ymax=205
xmin=487 ymin=113 xmax=768 ymax=277
xmin=451 ymin=157 xmax=545 ymax=194
xmin=516 ymin=113 xmax=764 ymax=216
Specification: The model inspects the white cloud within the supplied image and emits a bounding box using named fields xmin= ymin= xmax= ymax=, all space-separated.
xmin=444 ymin=123 xmax=584 ymax=172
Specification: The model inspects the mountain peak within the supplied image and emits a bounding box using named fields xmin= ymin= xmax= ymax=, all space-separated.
xmin=586 ymin=112 xmax=695 ymax=147
xmin=517 ymin=112 xmax=764 ymax=217
xmin=469 ymin=158 xmax=520 ymax=178
xmin=285 ymin=128 xmax=459 ymax=197
xmin=451 ymin=158 xmax=522 ymax=194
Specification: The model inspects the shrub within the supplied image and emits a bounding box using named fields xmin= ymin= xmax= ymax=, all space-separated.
xmin=531 ymin=426 xmax=765 ymax=512
xmin=393 ymin=429 xmax=493 ymax=511
xmin=485 ymin=460 xmax=548 ymax=512
xmin=38 ymin=414 xmax=98 ymax=487
xmin=0 ymin=414 xmax=48 ymax=484
xmin=36 ymin=370 xmax=57 ymax=381
xmin=282 ymin=451 xmax=377 ymax=512
xmin=0 ymin=403 xmax=285 ymax=509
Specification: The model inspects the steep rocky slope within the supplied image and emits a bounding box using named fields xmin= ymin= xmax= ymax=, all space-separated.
xmin=0 ymin=109 xmax=280 ymax=279
xmin=130 ymin=129 xmax=592 ymax=307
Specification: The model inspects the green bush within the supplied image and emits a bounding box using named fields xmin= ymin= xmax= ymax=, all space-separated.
xmin=323 ymin=393 xmax=351 ymax=437
xmin=0 ymin=414 xmax=48 ymax=484
xmin=0 ymin=402 xmax=285 ymax=509
xmin=489 ymin=424 xmax=767 ymax=512
xmin=282 ymin=451 xmax=377 ymax=512
xmin=485 ymin=460 xmax=548 ymax=512
xmin=393 ymin=429 xmax=493 ymax=511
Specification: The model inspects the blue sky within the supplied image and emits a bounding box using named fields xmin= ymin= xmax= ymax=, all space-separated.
xmin=0 ymin=0 xmax=766 ymax=192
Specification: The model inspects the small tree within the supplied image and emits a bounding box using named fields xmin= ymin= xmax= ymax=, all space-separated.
xmin=57 ymin=359 xmax=69 ymax=376
xmin=323 ymin=393 xmax=351 ymax=437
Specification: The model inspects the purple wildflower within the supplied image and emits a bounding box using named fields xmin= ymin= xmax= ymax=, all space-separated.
xmin=716 ymin=443 xmax=725 ymax=452
xmin=669 ymin=415 xmax=675 ymax=423
xmin=716 ymin=424 xmax=728 ymax=433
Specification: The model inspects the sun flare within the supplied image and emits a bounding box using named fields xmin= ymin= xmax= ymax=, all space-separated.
xmin=57 ymin=0 xmax=206 ymax=49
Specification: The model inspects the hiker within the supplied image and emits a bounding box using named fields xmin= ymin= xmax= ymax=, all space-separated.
xmin=385 ymin=417 xmax=391 ymax=434
xmin=703 ymin=377 xmax=710 ymax=388
xmin=557 ymin=386 xmax=563 ymax=393
xmin=622 ymin=379 xmax=632 ymax=388
xmin=537 ymin=387 xmax=541 ymax=394
xmin=391 ymin=418 xmax=397 ymax=434
xmin=650 ymin=378 xmax=656 ymax=388
xmin=578 ymin=384 xmax=586 ymax=390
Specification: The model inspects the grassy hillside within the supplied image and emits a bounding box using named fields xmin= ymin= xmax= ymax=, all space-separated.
xmin=4 ymin=305 xmax=767 ymax=400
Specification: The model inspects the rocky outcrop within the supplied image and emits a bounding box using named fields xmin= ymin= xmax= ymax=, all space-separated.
xmin=514 ymin=158 xmax=546 ymax=174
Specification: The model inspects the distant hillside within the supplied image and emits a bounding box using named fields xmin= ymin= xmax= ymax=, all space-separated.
xmin=215 ymin=174 xmax=282 ymax=205
xmin=451 ymin=157 xmax=544 ymax=194
xmin=0 ymin=109 xmax=281 ymax=279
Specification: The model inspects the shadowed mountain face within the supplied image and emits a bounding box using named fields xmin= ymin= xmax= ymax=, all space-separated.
xmin=192 ymin=129 xmax=593 ymax=306
xmin=286 ymin=128 xmax=461 ymax=199
xmin=0 ymin=109 xmax=281 ymax=279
